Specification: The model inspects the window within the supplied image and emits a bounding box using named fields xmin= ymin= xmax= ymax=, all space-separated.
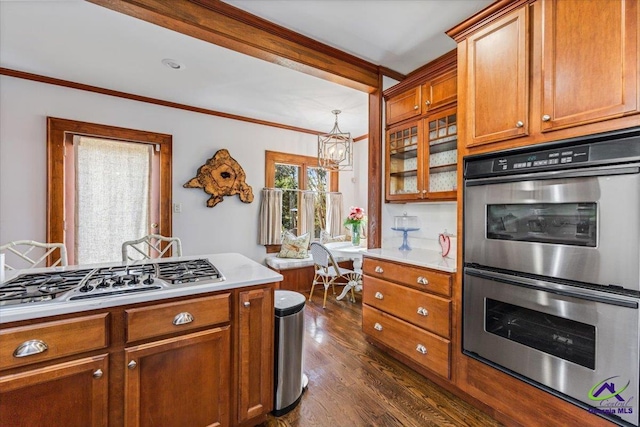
xmin=47 ymin=118 xmax=172 ymax=265
xmin=265 ymin=151 xmax=338 ymax=240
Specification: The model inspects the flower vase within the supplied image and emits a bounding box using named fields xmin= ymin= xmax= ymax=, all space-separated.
xmin=351 ymin=223 xmax=361 ymax=246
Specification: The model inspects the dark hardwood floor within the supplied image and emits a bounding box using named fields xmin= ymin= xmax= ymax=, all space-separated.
xmin=263 ymin=290 xmax=502 ymax=427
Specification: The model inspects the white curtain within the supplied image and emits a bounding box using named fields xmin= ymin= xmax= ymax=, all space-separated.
xmin=258 ymin=188 xmax=282 ymax=244
xmin=76 ymin=137 xmax=152 ymax=264
xmin=327 ymin=192 xmax=343 ymax=236
xmin=299 ymin=191 xmax=315 ymax=237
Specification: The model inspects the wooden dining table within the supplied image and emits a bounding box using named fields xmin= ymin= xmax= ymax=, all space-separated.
xmin=324 ymin=241 xmax=367 ymax=301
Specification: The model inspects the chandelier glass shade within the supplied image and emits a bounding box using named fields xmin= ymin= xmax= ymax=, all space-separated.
xmin=317 ymin=110 xmax=353 ymax=171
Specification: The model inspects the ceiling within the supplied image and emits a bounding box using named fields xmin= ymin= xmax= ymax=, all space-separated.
xmin=0 ymin=0 xmax=494 ymax=138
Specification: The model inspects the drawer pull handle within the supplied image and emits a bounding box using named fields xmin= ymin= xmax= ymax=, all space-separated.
xmin=93 ymin=369 xmax=103 ymax=379
xmin=128 ymin=360 xmax=137 ymax=370
xmin=13 ymin=339 xmax=48 ymax=358
xmin=374 ymin=266 xmax=384 ymax=274
xmin=375 ymin=292 xmax=384 ymax=300
xmin=173 ymin=312 xmax=194 ymax=325
xmin=416 ymin=344 xmax=428 ymax=355
xmin=417 ymin=276 xmax=429 ymax=285
xmin=243 ymin=301 xmax=251 ymax=307
xmin=417 ymin=307 xmax=429 ymax=316
xmin=374 ymin=323 xmax=383 ymax=331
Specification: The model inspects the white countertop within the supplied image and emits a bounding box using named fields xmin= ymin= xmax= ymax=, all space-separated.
xmin=363 ymin=247 xmax=456 ymax=273
xmin=0 ymin=253 xmax=283 ymax=324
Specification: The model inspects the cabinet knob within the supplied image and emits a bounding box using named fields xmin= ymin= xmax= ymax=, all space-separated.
xmin=374 ymin=292 xmax=384 ymax=300
xmin=516 ymin=121 xmax=524 ymax=128
xmin=93 ymin=369 xmax=104 ymax=379
xmin=374 ymin=322 xmax=383 ymax=331
xmin=417 ymin=307 xmax=429 ymax=317
xmin=413 ymin=105 xmax=419 ymax=110
xmin=172 ymin=312 xmax=194 ymax=325
xmin=542 ymin=114 xmax=551 ymax=122
xmin=425 ymin=100 xmax=431 ymax=106
xmin=422 ymin=189 xmax=427 ymax=194
xmin=417 ymin=276 xmax=429 ymax=285
xmin=243 ymin=301 xmax=251 ymax=307
xmin=374 ymin=266 xmax=384 ymax=274
xmin=416 ymin=344 xmax=428 ymax=355
xmin=13 ymin=339 xmax=48 ymax=358
xmin=128 ymin=360 xmax=137 ymax=370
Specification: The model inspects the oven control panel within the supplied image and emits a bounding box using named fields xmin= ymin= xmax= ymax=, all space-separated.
xmin=492 ymin=145 xmax=590 ymax=172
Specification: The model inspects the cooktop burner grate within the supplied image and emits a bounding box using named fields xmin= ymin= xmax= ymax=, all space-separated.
xmin=156 ymin=259 xmax=223 ymax=284
xmin=0 ymin=269 xmax=93 ymax=305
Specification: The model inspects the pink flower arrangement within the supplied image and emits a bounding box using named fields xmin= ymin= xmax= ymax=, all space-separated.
xmin=344 ymin=206 xmax=367 ymax=227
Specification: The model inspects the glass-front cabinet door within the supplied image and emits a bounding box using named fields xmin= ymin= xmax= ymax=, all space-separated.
xmin=386 ymin=121 xmax=423 ymax=201
xmin=425 ymin=106 xmax=458 ymax=200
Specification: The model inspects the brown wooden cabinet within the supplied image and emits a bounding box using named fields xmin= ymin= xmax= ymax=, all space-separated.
xmin=422 ymin=69 xmax=457 ymax=113
xmin=124 ymin=328 xmax=231 ymax=427
xmin=0 ymin=285 xmax=276 ymax=427
xmin=0 ymin=354 xmax=109 ymax=427
xmin=386 ymin=120 xmax=424 ymax=201
xmin=361 ymin=257 xmax=453 ymax=380
xmin=385 ymin=109 xmax=458 ymax=202
xmin=453 ymin=0 xmax=639 ymax=150
xmin=464 ymin=6 xmax=529 ymax=146
xmin=385 ymin=87 xmax=422 ymax=126
xmin=384 ymin=51 xmax=458 ymax=202
xmin=237 ymin=288 xmax=274 ymax=424
xmin=540 ymin=0 xmax=638 ymax=132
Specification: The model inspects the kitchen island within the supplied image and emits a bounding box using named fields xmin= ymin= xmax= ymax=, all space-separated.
xmin=0 ymin=253 xmax=282 ymax=427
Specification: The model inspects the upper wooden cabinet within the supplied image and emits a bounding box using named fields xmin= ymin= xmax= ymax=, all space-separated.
xmin=386 ymin=87 xmax=422 ymax=125
xmin=422 ymin=69 xmax=458 ymax=113
xmin=465 ymin=6 xmax=529 ymax=146
xmin=384 ymin=50 xmax=458 ymax=202
xmin=451 ymin=0 xmax=640 ymax=150
xmin=540 ymin=0 xmax=638 ymax=131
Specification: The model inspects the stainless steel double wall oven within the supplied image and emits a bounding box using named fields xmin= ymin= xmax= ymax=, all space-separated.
xmin=463 ymin=127 xmax=640 ymax=427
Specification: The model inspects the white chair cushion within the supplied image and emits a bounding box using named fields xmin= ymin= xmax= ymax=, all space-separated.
xmin=265 ymin=254 xmax=314 ymax=270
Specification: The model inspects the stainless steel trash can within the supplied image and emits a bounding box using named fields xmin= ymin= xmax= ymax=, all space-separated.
xmin=273 ymin=290 xmax=308 ymax=416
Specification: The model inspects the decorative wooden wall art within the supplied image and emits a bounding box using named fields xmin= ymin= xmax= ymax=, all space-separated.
xmin=184 ymin=149 xmax=254 ymax=207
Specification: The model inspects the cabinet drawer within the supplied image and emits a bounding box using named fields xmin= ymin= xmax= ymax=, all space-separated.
xmin=363 ymin=305 xmax=450 ymax=379
xmin=363 ymin=257 xmax=452 ymax=297
xmin=0 ymin=314 xmax=109 ymax=370
xmin=126 ymin=293 xmax=230 ymax=342
xmin=363 ymin=276 xmax=451 ymax=338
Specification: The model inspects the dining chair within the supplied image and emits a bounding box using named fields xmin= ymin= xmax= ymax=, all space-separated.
xmin=309 ymin=242 xmax=358 ymax=308
xmin=0 ymin=240 xmax=68 ymax=270
xmin=121 ymin=234 xmax=182 ymax=262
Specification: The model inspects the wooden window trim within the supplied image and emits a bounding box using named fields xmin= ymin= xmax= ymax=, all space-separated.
xmin=265 ymin=151 xmax=338 ymax=192
xmin=264 ymin=151 xmax=338 ymax=253
xmin=47 ymin=117 xmax=173 ymax=264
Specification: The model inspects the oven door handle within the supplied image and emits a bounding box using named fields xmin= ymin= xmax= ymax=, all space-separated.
xmin=465 ymin=164 xmax=640 ymax=187
xmin=465 ymin=267 xmax=639 ymax=309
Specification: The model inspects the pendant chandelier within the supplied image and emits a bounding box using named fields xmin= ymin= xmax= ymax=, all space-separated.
xmin=317 ymin=110 xmax=353 ymax=171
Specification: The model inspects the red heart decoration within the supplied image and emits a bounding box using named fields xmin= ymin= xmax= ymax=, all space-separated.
xmin=439 ymin=234 xmax=451 ymax=257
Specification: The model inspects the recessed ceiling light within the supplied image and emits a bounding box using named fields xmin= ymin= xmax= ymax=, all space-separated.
xmin=161 ymin=59 xmax=185 ymax=70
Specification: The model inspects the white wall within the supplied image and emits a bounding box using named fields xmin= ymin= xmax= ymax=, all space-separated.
xmin=0 ymin=76 xmax=366 ymax=263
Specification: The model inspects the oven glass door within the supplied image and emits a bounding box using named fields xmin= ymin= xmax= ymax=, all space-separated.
xmin=463 ymin=268 xmax=639 ymax=426
xmin=486 ymin=202 xmax=597 ymax=247
xmin=464 ymin=167 xmax=640 ymax=291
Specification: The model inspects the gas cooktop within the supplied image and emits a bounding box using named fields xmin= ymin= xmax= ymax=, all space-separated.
xmin=0 ymin=258 xmax=224 ymax=307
